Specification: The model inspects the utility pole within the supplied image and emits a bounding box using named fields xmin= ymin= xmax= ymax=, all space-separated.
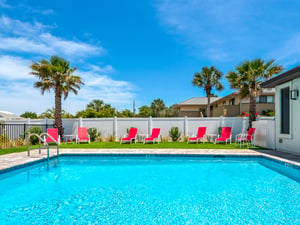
xmin=133 ymin=100 xmax=136 ymax=116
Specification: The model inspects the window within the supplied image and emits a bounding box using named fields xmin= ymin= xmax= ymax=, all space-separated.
xmin=215 ymin=104 xmax=218 ymax=108
xmin=223 ymin=101 xmax=226 ymax=105
xmin=281 ymin=87 xmax=290 ymax=134
xmin=229 ymin=98 xmax=235 ymax=105
xmin=256 ymin=95 xmax=274 ymax=103
xmin=267 ymin=96 xmax=274 ymax=103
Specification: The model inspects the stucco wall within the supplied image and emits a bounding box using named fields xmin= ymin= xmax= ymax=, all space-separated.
xmin=212 ymin=105 xmax=240 ymax=117
xmin=240 ymin=103 xmax=275 ymax=115
xmin=275 ymin=78 xmax=300 ymax=154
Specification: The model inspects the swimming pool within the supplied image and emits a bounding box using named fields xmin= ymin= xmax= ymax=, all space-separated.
xmin=0 ymin=155 xmax=299 ymax=224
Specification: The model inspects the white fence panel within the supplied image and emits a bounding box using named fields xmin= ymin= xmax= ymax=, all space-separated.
xmin=82 ymin=118 xmax=114 ymax=137
xmin=152 ymin=118 xmax=185 ymax=137
xmin=117 ymin=118 xmax=149 ymax=137
xmin=252 ymin=118 xmax=275 ymax=149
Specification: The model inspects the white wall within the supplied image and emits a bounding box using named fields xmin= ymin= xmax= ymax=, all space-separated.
xmin=275 ymin=78 xmax=300 ymax=154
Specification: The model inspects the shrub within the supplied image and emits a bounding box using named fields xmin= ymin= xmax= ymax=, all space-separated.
xmin=95 ymin=132 xmax=103 ymax=142
xmin=87 ymin=128 xmax=98 ymax=142
xmin=26 ymin=126 xmax=43 ymax=145
xmin=161 ymin=136 xmax=169 ymax=142
xmin=218 ymin=127 xmax=222 ymax=135
xmin=169 ymin=127 xmax=181 ymax=142
xmin=183 ymin=136 xmax=189 ymax=142
xmin=262 ymin=110 xmax=275 ymax=117
xmin=107 ymin=135 xmax=115 ymax=142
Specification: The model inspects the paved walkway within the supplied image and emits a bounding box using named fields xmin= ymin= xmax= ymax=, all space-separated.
xmin=0 ymin=148 xmax=300 ymax=171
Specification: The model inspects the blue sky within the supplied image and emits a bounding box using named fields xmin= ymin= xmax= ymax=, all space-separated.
xmin=0 ymin=0 xmax=300 ymax=115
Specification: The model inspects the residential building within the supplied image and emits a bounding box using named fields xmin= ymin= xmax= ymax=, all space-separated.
xmin=175 ymin=89 xmax=275 ymax=117
xmin=0 ymin=111 xmax=22 ymax=120
xmin=174 ymin=97 xmax=220 ymax=117
xmin=261 ymin=65 xmax=300 ymax=154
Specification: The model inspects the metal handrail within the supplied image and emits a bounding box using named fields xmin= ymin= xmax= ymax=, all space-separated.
xmin=40 ymin=133 xmax=59 ymax=157
xmin=27 ymin=133 xmax=59 ymax=161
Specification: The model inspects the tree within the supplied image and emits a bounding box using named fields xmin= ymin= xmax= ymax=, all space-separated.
xmin=138 ymin=105 xmax=152 ymax=117
xmin=117 ymin=109 xmax=134 ymax=117
xmin=165 ymin=105 xmax=179 ymax=117
xmin=20 ymin=112 xmax=38 ymax=118
xmin=39 ymin=108 xmax=55 ymax=118
xmin=226 ymin=59 xmax=283 ymax=128
xmin=30 ymin=55 xmax=84 ymax=139
xmin=87 ymin=99 xmax=104 ymax=112
xmin=75 ymin=100 xmax=117 ymax=118
xmin=151 ymin=99 xmax=166 ymax=117
xmin=39 ymin=107 xmax=73 ymax=118
xmin=192 ymin=66 xmax=223 ymax=117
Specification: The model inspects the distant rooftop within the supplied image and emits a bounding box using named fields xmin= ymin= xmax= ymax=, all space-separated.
xmin=176 ymin=88 xmax=275 ymax=106
xmin=0 ymin=111 xmax=22 ymax=120
xmin=176 ymin=97 xmax=221 ymax=105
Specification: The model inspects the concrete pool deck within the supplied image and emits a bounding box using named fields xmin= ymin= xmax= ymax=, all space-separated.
xmin=0 ymin=148 xmax=300 ymax=171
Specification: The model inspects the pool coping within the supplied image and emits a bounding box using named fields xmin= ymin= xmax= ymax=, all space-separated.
xmin=0 ymin=148 xmax=300 ymax=174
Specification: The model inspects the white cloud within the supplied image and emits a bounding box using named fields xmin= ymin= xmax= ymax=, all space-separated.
xmin=0 ymin=16 xmax=105 ymax=58
xmin=0 ymin=0 xmax=11 ymax=8
xmin=0 ymin=56 xmax=135 ymax=114
xmin=265 ymin=33 xmax=300 ymax=67
xmin=0 ymin=15 xmax=135 ymax=114
xmin=0 ymin=16 xmax=49 ymax=36
xmin=155 ymin=0 xmax=300 ymax=64
xmin=0 ymin=55 xmax=31 ymax=80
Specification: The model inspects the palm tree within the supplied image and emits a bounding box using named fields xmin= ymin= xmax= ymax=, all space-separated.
xmin=87 ymin=99 xmax=104 ymax=112
xmin=30 ymin=56 xmax=84 ymax=139
xmin=192 ymin=66 xmax=223 ymax=117
xmin=151 ymin=99 xmax=166 ymax=117
xmin=226 ymin=59 xmax=283 ymax=128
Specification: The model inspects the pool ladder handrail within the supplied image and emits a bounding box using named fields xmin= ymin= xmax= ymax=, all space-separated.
xmin=27 ymin=133 xmax=59 ymax=161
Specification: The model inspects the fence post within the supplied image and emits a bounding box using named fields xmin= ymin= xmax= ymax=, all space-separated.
xmin=184 ymin=116 xmax=188 ymax=136
xmin=148 ymin=116 xmax=152 ymax=134
xmin=23 ymin=123 xmax=26 ymax=139
xmin=79 ymin=117 xmax=83 ymax=127
xmin=45 ymin=118 xmax=48 ymax=130
xmin=113 ymin=116 xmax=118 ymax=138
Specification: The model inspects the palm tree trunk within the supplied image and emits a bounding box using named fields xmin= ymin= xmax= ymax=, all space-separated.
xmin=249 ymin=94 xmax=257 ymax=128
xmin=55 ymin=87 xmax=64 ymax=140
xmin=206 ymin=90 xmax=211 ymax=117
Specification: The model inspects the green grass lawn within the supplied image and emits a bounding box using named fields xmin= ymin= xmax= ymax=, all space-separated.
xmin=0 ymin=142 xmax=262 ymax=155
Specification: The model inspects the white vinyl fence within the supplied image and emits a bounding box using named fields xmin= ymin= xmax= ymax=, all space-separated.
xmin=252 ymin=118 xmax=276 ymax=149
xmin=1 ymin=116 xmax=276 ymax=148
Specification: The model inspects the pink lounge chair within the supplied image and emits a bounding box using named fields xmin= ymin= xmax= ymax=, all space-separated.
xmin=188 ymin=127 xmax=207 ymax=144
xmin=144 ymin=128 xmax=161 ymax=144
xmin=236 ymin=128 xmax=256 ymax=147
xmin=45 ymin=128 xmax=60 ymax=144
xmin=215 ymin=127 xmax=232 ymax=144
xmin=121 ymin=128 xmax=138 ymax=144
xmin=76 ymin=127 xmax=90 ymax=144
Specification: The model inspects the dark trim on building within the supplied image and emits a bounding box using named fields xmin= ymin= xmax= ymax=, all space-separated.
xmin=261 ymin=65 xmax=300 ymax=88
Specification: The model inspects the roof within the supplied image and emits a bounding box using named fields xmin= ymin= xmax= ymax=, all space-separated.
xmin=177 ymin=88 xmax=275 ymax=106
xmin=261 ymin=65 xmax=300 ymax=88
xmin=176 ymin=97 xmax=221 ymax=105
xmin=0 ymin=111 xmax=22 ymax=120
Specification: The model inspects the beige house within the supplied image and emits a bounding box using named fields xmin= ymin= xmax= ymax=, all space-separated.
xmin=175 ymin=89 xmax=275 ymax=117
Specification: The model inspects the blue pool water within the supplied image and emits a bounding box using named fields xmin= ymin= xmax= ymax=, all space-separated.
xmin=0 ymin=155 xmax=299 ymax=224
